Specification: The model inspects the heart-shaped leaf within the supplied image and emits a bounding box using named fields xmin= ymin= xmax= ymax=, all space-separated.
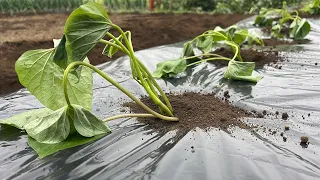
xmin=0 ymin=108 xmax=52 ymax=130
xmin=64 ymin=1 xmax=112 ymax=61
xmin=153 ymin=59 xmax=187 ymax=78
xmin=224 ymin=60 xmax=263 ymax=82
xmin=71 ymin=105 xmax=111 ymax=137
xmin=15 ymin=48 xmax=93 ymax=111
xmin=25 ymin=106 xmax=70 ymax=144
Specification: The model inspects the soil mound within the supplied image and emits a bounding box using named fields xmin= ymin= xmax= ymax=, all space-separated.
xmin=210 ymin=47 xmax=281 ymax=68
xmin=124 ymin=93 xmax=253 ymax=132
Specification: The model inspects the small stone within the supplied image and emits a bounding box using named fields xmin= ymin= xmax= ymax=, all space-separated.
xmin=275 ymin=111 xmax=279 ymax=115
xmin=300 ymin=136 xmax=309 ymax=143
xmin=280 ymin=132 xmax=284 ymax=137
xmin=272 ymin=131 xmax=276 ymax=135
xmin=120 ymin=108 xmax=126 ymax=112
xmin=284 ymin=125 xmax=290 ymax=131
xmin=283 ymin=137 xmax=287 ymax=142
xmin=282 ymin=113 xmax=289 ymax=120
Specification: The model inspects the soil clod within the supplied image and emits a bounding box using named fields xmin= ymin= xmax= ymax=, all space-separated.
xmin=282 ymin=113 xmax=289 ymax=120
xmin=284 ymin=125 xmax=290 ymax=131
xmin=300 ymin=136 xmax=309 ymax=143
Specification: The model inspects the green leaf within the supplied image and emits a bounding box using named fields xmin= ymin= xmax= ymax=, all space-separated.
xmin=233 ymin=29 xmax=249 ymax=45
xmin=28 ymin=133 xmax=106 ymax=158
xmin=102 ymin=35 xmax=123 ymax=58
xmin=0 ymin=108 xmax=52 ymax=130
xmin=152 ymin=59 xmax=187 ymax=78
xmin=271 ymin=24 xmax=284 ymax=38
xmin=64 ymin=1 xmax=112 ymax=62
xmin=224 ymin=60 xmax=263 ymax=82
xmin=290 ymin=19 xmax=310 ymax=40
xmin=205 ymin=29 xmax=227 ymax=41
xmin=181 ymin=41 xmax=195 ymax=57
xmin=71 ymin=105 xmax=111 ymax=137
xmin=25 ymin=106 xmax=70 ymax=144
xmin=53 ymin=35 xmax=68 ymax=69
xmin=196 ymin=36 xmax=213 ymax=54
xmin=15 ymin=49 xmax=93 ymax=111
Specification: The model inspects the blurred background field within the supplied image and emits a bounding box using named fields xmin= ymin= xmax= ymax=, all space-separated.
xmin=0 ymin=0 xmax=304 ymax=14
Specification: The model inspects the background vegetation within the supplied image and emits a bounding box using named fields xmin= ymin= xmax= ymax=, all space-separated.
xmin=0 ymin=0 xmax=306 ymax=14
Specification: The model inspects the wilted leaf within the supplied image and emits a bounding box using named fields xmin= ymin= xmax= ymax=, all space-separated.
xmin=153 ymin=59 xmax=187 ymax=78
xmin=224 ymin=60 xmax=263 ymax=82
xmin=25 ymin=106 xmax=70 ymax=144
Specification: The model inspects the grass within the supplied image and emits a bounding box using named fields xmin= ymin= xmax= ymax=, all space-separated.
xmin=0 ymin=0 xmax=88 ymax=14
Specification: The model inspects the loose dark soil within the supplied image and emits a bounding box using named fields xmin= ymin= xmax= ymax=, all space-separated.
xmin=210 ymin=47 xmax=281 ymax=68
xmin=124 ymin=93 xmax=253 ymax=132
xmin=0 ymin=13 xmax=250 ymax=95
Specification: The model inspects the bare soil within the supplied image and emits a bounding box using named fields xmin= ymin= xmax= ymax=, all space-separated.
xmin=0 ymin=13 xmax=250 ymax=95
xmin=124 ymin=93 xmax=253 ymax=132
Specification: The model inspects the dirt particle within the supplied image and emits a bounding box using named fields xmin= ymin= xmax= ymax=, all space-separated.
xmin=282 ymin=113 xmax=289 ymax=120
xmin=283 ymin=137 xmax=287 ymax=142
xmin=284 ymin=125 xmax=290 ymax=131
xmin=223 ymin=90 xmax=230 ymax=99
xmin=262 ymin=110 xmax=267 ymax=115
xmin=280 ymin=132 xmax=284 ymax=137
xmin=300 ymin=136 xmax=309 ymax=143
xmin=275 ymin=111 xmax=279 ymax=115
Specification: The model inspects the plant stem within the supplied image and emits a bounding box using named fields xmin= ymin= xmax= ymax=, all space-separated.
xmin=104 ymin=113 xmax=155 ymax=122
xmin=99 ymin=39 xmax=124 ymax=52
xmin=111 ymin=24 xmax=174 ymax=116
xmin=63 ymin=61 xmax=178 ymax=121
xmin=225 ymin=41 xmax=241 ymax=61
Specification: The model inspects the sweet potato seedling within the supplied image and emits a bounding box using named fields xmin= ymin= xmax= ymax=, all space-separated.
xmin=0 ymin=1 xmax=178 ymax=158
xmin=153 ymin=25 xmax=264 ymax=82
xmin=301 ymin=0 xmax=320 ymax=14
xmin=254 ymin=1 xmax=311 ymax=39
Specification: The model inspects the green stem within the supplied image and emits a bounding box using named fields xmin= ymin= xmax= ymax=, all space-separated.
xmin=99 ymin=39 xmax=124 ymax=52
xmin=104 ymin=113 xmax=155 ymax=122
xmin=225 ymin=41 xmax=241 ymax=61
xmin=63 ymin=62 xmax=178 ymax=121
xmin=111 ymin=24 xmax=174 ymax=116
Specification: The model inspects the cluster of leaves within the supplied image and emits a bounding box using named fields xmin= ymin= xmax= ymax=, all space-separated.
xmin=254 ymin=2 xmax=311 ymax=39
xmin=0 ymin=1 xmax=176 ymax=158
xmin=153 ymin=25 xmax=263 ymax=83
xmin=301 ymin=0 xmax=320 ymax=14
